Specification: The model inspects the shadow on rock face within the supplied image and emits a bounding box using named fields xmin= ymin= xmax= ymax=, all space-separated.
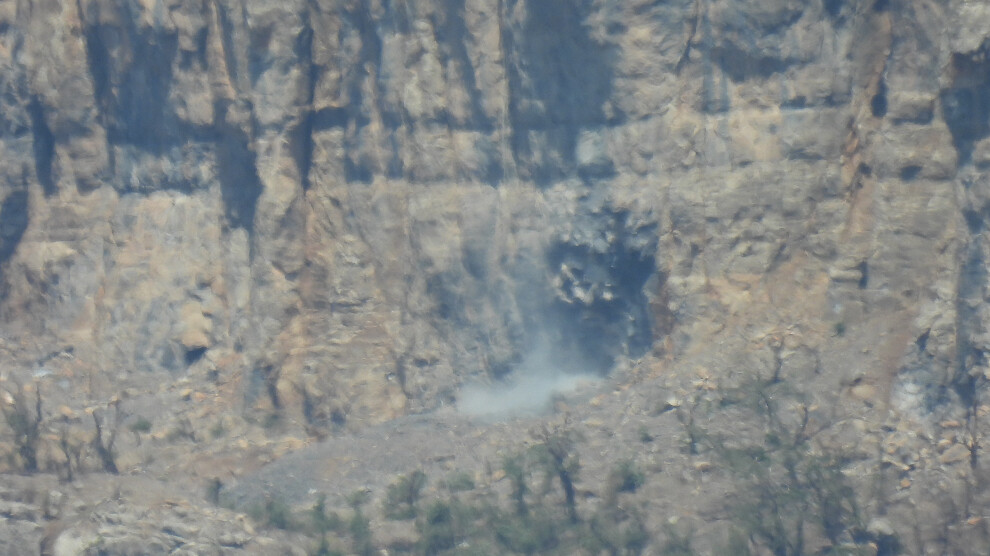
xmin=541 ymin=205 xmax=658 ymax=375
xmin=941 ymin=45 xmax=990 ymax=164
xmin=0 ymin=190 xmax=29 ymax=268
xmin=503 ymin=0 xmax=617 ymax=184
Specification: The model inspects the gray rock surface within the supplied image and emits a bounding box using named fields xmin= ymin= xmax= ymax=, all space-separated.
xmin=0 ymin=0 xmax=982 ymax=428
xmin=0 ymin=0 xmax=989 ymax=552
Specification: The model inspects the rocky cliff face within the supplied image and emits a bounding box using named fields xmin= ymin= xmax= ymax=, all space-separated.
xmin=1 ymin=0 xmax=989 ymax=425
xmin=1 ymin=0 xmax=990 ymax=552
xmin=1 ymin=0 xmax=989 ymax=427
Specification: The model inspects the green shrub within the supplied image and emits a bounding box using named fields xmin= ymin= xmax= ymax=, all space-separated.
xmin=129 ymin=417 xmax=153 ymax=434
xmin=443 ymin=471 xmax=476 ymax=492
xmin=638 ymin=425 xmax=654 ymax=443
xmin=610 ymin=460 xmax=646 ymax=495
xmin=0 ymin=383 xmax=42 ymax=472
xmin=312 ymin=535 xmax=344 ymax=556
xmin=206 ymin=477 xmax=222 ymax=505
xmin=584 ymin=509 xmax=649 ymax=556
xmin=385 ymin=470 xmax=428 ymax=520
xmin=719 ymin=527 xmax=753 ymax=555
xmin=310 ymin=494 xmax=343 ymax=534
xmin=493 ymin=511 xmax=558 ymax=554
xmin=503 ymin=455 xmax=529 ymax=516
xmin=349 ymin=507 xmax=374 ymax=556
xmin=347 ymin=489 xmax=371 ymax=509
xmin=659 ymin=522 xmax=693 ymax=556
xmin=419 ymin=500 xmax=457 ymax=555
xmin=263 ymin=498 xmax=295 ymax=530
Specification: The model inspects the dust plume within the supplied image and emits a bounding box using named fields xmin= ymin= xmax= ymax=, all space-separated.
xmin=456 ymin=341 xmax=600 ymax=420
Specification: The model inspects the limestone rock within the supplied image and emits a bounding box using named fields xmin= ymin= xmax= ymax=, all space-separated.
xmin=0 ymin=0 xmax=988 ymax=550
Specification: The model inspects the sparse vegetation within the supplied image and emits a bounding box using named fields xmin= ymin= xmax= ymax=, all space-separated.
xmin=222 ymin=374 xmax=903 ymax=556
xmin=55 ymin=422 xmax=84 ymax=482
xmin=310 ymin=494 xmax=342 ymax=535
xmin=503 ymin=454 xmax=529 ymax=516
xmin=166 ymin=416 xmax=197 ymax=443
xmin=418 ymin=499 xmax=457 ymax=554
xmin=584 ymin=507 xmax=649 ymax=555
xmin=312 ymin=535 xmax=342 ymax=556
xmin=91 ymin=404 xmax=120 ymax=474
xmin=248 ymin=497 xmax=303 ymax=531
xmin=349 ymin=504 xmax=374 ymax=556
xmin=637 ymin=425 xmax=653 ymax=443
xmin=443 ymin=470 xmax=475 ymax=492
xmin=493 ymin=510 xmax=559 ymax=554
xmin=0 ymin=381 xmax=43 ymax=472
xmin=681 ymin=376 xmax=870 ymax=555
xmin=531 ymin=426 xmax=581 ymax=523
xmin=206 ymin=477 xmax=222 ymax=505
xmin=210 ymin=420 xmax=226 ymax=439
xmin=658 ymin=521 xmax=694 ymax=556
xmin=607 ymin=460 xmax=645 ymax=499
xmin=265 ymin=498 xmax=294 ymax=530
xmin=384 ymin=470 xmax=428 ymax=520
xmin=0 ymin=383 xmax=135 ymax=480
xmin=129 ymin=416 xmax=152 ymax=434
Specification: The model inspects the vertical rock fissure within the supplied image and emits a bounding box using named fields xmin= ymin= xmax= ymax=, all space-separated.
xmin=0 ymin=190 xmax=29 ymax=269
xmin=215 ymin=100 xmax=263 ymax=238
xmin=501 ymin=0 xmax=615 ymax=184
xmin=294 ymin=13 xmax=316 ymax=192
xmin=27 ymin=95 xmax=56 ymax=196
xmin=342 ymin=3 xmax=384 ymax=183
xmin=213 ymin=0 xmax=240 ymax=90
xmin=431 ymin=0 xmax=492 ymax=133
xmin=941 ymin=43 xmax=990 ymax=164
xmin=954 ymin=230 xmax=988 ymax=407
xmin=76 ymin=0 xmax=111 ymax=125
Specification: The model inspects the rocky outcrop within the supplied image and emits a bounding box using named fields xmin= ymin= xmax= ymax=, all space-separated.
xmin=1 ymin=0 xmax=990 ymax=553
xmin=0 ymin=0 xmax=987 ymax=446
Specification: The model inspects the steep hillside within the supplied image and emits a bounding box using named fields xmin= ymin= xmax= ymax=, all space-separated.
xmin=0 ymin=0 xmax=989 ymax=553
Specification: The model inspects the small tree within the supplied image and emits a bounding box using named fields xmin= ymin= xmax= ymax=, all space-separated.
xmin=532 ymin=426 xmax=581 ymax=523
xmin=384 ymin=470 xmax=428 ymax=520
xmin=91 ymin=402 xmax=119 ymax=474
xmin=346 ymin=490 xmax=374 ymax=556
xmin=55 ymin=423 xmax=84 ymax=482
xmin=605 ymin=460 xmax=645 ymax=506
xmin=0 ymin=381 xmax=43 ymax=472
xmin=418 ymin=500 xmax=457 ymax=555
xmin=685 ymin=376 xmax=866 ymax=556
xmin=503 ymin=454 xmax=529 ymax=516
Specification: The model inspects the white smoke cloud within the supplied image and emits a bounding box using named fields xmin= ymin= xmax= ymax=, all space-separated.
xmin=456 ymin=341 xmax=599 ymax=420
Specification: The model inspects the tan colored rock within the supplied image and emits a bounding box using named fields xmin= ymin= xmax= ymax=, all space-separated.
xmin=851 ymin=383 xmax=877 ymax=401
xmin=0 ymin=1 xmax=988 ymax=549
xmin=53 ymin=529 xmax=100 ymax=556
xmin=887 ymin=92 xmax=935 ymax=123
xmin=940 ymin=443 xmax=971 ymax=465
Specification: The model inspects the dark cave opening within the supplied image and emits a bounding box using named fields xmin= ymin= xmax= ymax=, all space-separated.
xmin=184 ymin=346 xmax=207 ymax=366
xmin=941 ymin=46 xmax=990 ymax=164
xmin=540 ymin=208 xmax=658 ymax=375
